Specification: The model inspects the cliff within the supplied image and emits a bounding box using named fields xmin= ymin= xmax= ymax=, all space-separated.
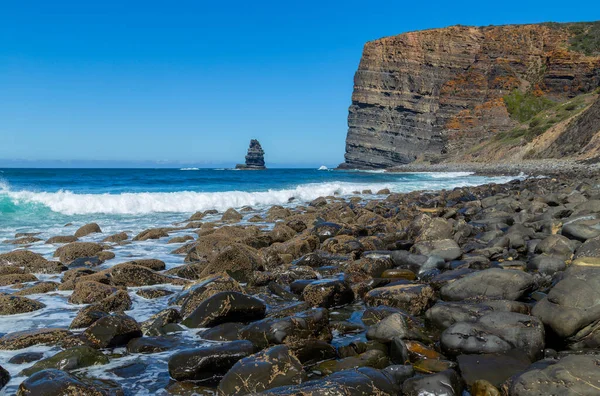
xmin=342 ymin=22 xmax=600 ymax=168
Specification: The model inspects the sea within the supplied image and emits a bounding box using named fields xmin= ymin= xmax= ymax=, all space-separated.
xmin=0 ymin=167 xmax=516 ymax=394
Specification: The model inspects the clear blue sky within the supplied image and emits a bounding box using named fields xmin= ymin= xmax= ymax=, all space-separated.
xmin=1 ymin=1 xmax=597 ymax=167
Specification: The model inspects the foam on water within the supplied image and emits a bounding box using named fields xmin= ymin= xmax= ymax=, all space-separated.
xmin=0 ymin=175 xmax=515 ymax=216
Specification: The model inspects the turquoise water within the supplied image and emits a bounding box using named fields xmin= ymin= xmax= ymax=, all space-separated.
xmin=0 ymin=168 xmax=515 ymax=244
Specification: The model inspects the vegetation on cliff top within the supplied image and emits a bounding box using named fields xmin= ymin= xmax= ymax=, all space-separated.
xmin=568 ymin=22 xmax=600 ymax=56
xmin=496 ymin=91 xmax=595 ymax=144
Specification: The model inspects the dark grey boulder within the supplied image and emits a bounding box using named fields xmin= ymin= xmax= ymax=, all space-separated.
xmin=575 ymin=236 xmax=600 ymax=258
xmin=0 ymin=365 xmax=9 ymax=391
xmin=201 ymin=322 xmax=245 ymax=341
xmin=256 ymin=367 xmax=399 ymax=395
xmin=239 ymin=308 xmax=331 ymax=349
xmin=19 ymin=346 xmax=109 ymax=376
xmin=167 ymin=340 xmax=255 ymax=382
xmin=456 ymin=350 xmax=531 ymax=387
xmin=365 ymin=313 xmax=409 ymax=342
xmin=508 ymin=355 xmax=600 ymax=395
xmin=562 ymin=222 xmax=600 ymax=242
xmin=440 ymin=268 xmax=533 ymax=301
xmin=302 ymin=279 xmax=354 ymax=308
xmin=527 ymin=255 xmax=566 ymax=275
xmin=532 ymin=266 xmax=600 ymax=348
xmin=441 ymin=312 xmax=544 ymax=360
xmin=218 ymin=345 xmax=303 ymax=395
xmin=83 ymin=314 xmax=142 ymax=348
xmin=181 ymin=291 xmax=266 ymax=328
xmin=402 ymin=369 xmax=462 ymax=396
xmin=127 ymin=336 xmax=179 ymax=354
xmin=16 ymin=369 xmax=123 ymax=396
xmin=74 ymin=223 xmax=102 ymax=238
xmin=426 ymin=300 xmax=529 ymax=330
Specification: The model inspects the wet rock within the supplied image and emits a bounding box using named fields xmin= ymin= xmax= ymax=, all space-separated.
xmin=168 ymin=340 xmax=255 ymax=382
xmin=471 ymin=380 xmax=501 ymax=396
xmin=535 ymin=234 xmax=576 ymax=258
xmin=218 ymin=345 xmax=303 ymax=395
xmin=575 ymin=236 xmax=600 ymax=258
xmin=70 ymin=290 xmax=132 ymax=329
xmin=164 ymin=262 xmax=205 ymax=280
xmin=293 ymin=339 xmax=337 ymax=364
xmin=317 ymin=349 xmax=389 ymax=375
xmin=0 ymin=295 xmax=45 ymax=315
xmin=83 ymin=314 xmax=142 ymax=348
xmin=270 ymin=223 xmax=297 ymax=243
xmin=412 ymin=239 xmax=462 ymax=261
xmin=366 ymin=313 xmax=409 ymax=342
xmin=141 ymin=308 xmax=182 ymax=336
xmin=0 ymin=250 xmax=47 ymax=267
xmin=222 ymin=208 xmax=243 ymax=222
xmin=402 ymin=369 xmax=463 ymax=396
xmin=168 ymin=235 xmax=195 ymax=244
xmin=562 ymin=222 xmax=600 ymax=242
xmin=20 ymin=346 xmax=109 ymax=376
xmin=456 ymin=350 xmax=531 ymax=388
xmin=527 ymin=255 xmax=566 ymax=274
xmin=176 ymin=273 xmax=243 ymax=314
xmin=0 ymin=273 xmax=38 ymax=286
xmin=69 ymin=256 xmax=104 ymax=268
xmin=8 ymin=352 xmax=44 ymax=364
xmin=3 ymin=236 xmax=43 ymax=244
xmin=507 ymin=355 xmax=600 ymax=395
xmin=199 ymin=243 xmax=264 ymax=282
xmin=69 ymin=281 xmax=117 ymax=304
xmin=13 ymin=281 xmax=59 ymax=296
xmin=302 ymin=279 xmax=354 ymax=308
xmin=260 ymin=367 xmax=399 ymax=395
xmin=239 ymin=308 xmax=331 ymax=349
xmin=16 ymin=369 xmax=124 ymax=396
xmin=364 ymin=283 xmax=435 ymax=315
xmin=440 ymin=268 xmax=533 ymax=301
xmin=0 ymin=328 xmax=73 ymax=350
xmin=201 ymin=322 xmax=245 ymax=341
xmin=441 ymin=312 xmax=544 ymax=360
xmin=312 ymin=222 xmax=343 ymax=243
xmin=136 ymin=288 xmax=174 ymax=299
xmin=532 ymin=266 xmax=600 ymax=348
xmin=127 ymin=336 xmax=179 ymax=354
xmin=0 ymin=365 xmax=8 ymax=390
xmin=109 ymin=263 xmax=185 ymax=287
xmin=109 ymin=361 xmax=147 ymax=378
xmin=133 ymin=227 xmax=171 ymax=241
xmin=182 ymin=291 xmax=266 ymax=328
xmin=74 ymin=223 xmax=102 ymax=238
xmin=54 ymin=242 xmax=105 ymax=264
xmin=102 ymin=232 xmax=129 ymax=243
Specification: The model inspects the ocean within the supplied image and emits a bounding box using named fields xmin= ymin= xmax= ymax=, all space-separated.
xmin=0 ymin=168 xmax=516 ymax=394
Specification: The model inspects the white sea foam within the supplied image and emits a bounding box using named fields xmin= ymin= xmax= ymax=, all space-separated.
xmin=318 ymin=165 xmax=328 ymax=171
xmin=1 ymin=174 xmax=517 ymax=215
xmin=179 ymin=167 xmax=199 ymax=171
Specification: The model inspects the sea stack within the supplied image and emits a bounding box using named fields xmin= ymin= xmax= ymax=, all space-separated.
xmin=236 ymin=139 xmax=266 ymax=170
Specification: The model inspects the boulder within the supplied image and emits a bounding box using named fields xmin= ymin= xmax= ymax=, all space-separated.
xmin=302 ymin=279 xmax=354 ymax=308
xmin=441 ymin=312 xmax=544 ymax=360
xmin=239 ymin=308 xmax=331 ymax=349
xmin=0 ymin=250 xmax=47 ymax=267
xmin=218 ymin=345 xmax=304 ymax=395
xmin=0 ymin=328 xmax=72 ymax=350
xmin=109 ymin=263 xmax=185 ymax=287
xmin=176 ymin=273 xmax=244 ymax=317
xmin=532 ymin=266 xmax=600 ymax=348
xmin=45 ymin=235 xmax=78 ymax=244
xmin=74 ymin=223 xmax=102 ymax=238
xmin=535 ymin=234 xmax=575 ymax=258
xmin=133 ymin=228 xmax=170 ymax=241
xmin=456 ymin=351 xmax=531 ymax=388
xmin=182 ymin=291 xmax=266 ymax=328
xmin=365 ymin=313 xmax=409 ymax=342
xmin=507 ymin=355 xmax=600 ymax=395
xmin=402 ymin=369 xmax=462 ymax=396
xmin=0 ymin=295 xmax=45 ymax=315
xmin=13 ymin=281 xmax=59 ymax=296
xmin=199 ymin=243 xmax=264 ymax=282
xmin=141 ymin=308 xmax=182 ymax=336
xmin=316 ymin=350 xmax=389 ymax=375
xmin=412 ymin=239 xmax=462 ymax=261
xmin=102 ymin=232 xmax=129 ymax=243
xmin=16 ymin=369 xmax=123 ymax=395
xmin=20 ymin=346 xmax=109 ymax=376
xmin=126 ymin=336 xmax=179 ymax=354
xmin=0 ymin=365 xmax=8 ymax=391
xmin=222 ymin=208 xmax=243 ymax=222
xmin=440 ymin=268 xmax=533 ymax=301
xmin=83 ymin=314 xmax=142 ymax=348
xmin=259 ymin=367 xmax=399 ymax=395
xmin=68 ymin=281 xmax=117 ymax=304
xmin=54 ymin=242 xmax=105 ymax=264
xmin=364 ymin=284 xmax=435 ymax=315
xmin=0 ymin=273 xmax=38 ymax=286
xmin=168 ymin=340 xmax=255 ymax=382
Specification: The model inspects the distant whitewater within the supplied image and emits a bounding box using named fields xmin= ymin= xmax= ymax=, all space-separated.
xmin=0 ymin=168 xmax=517 ymax=242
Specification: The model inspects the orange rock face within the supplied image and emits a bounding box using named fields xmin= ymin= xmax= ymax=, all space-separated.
xmin=343 ymin=23 xmax=600 ymax=168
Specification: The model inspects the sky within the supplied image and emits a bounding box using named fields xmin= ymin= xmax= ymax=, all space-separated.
xmin=0 ymin=0 xmax=598 ymax=168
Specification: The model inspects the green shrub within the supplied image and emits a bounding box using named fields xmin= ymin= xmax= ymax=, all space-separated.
xmin=569 ymin=22 xmax=600 ymax=56
xmin=503 ymin=90 xmax=554 ymax=122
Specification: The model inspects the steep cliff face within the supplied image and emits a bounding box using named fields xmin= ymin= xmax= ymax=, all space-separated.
xmin=343 ymin=22 xmax=600 ymax=168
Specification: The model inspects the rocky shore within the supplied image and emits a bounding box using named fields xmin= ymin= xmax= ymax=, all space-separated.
xmin=2 ymin=172 xmax=600 ymax=395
